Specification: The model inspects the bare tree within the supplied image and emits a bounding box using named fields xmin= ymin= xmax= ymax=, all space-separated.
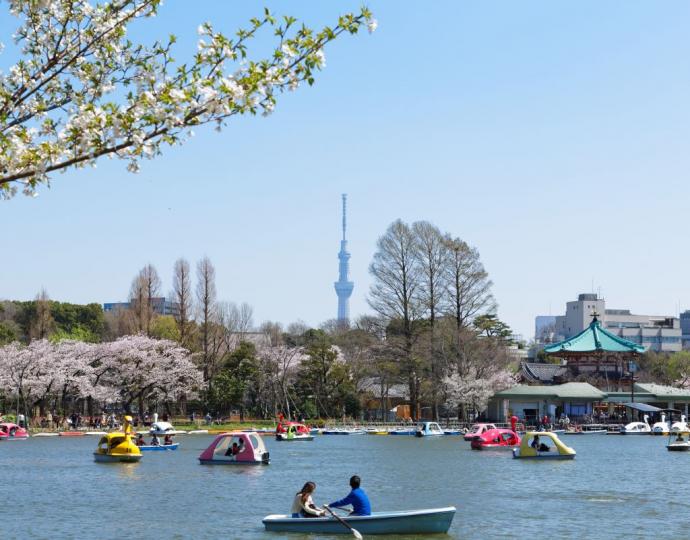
xmin=368 ymin=219 xmax=425 ymax=420
xmin=196 ymin=257 xmax=217 ymax=389
xmin=104 ymin=308 xmax=137 ymax=340
xmin=30 ymin=288 xmax=55 ymax=341
xmin=237 ymin=302 xmax=254 ymax=336
xmin=412 ymin=221 xmax=449 ymax=420
xmin=443 ymin=237 xmax=495 ymax=332
xmin=129 ymin=264 xmax=161 ymax=336
xmin=259 ymin=321 xmax=284 ymax=347
xmin=257 ymin=344 xmax=303 ymax=420
xmin=172 ymin=258 xmax=193 ymax=346
xmin=216 ymin=301 xmax=240 ymax=353
xmin=217 ymin=301 xmax=255 ymax=342
xmin=287 ymin=320 xmax=309 ymax=337
xmin=442 ymin=237 xmax=495 ymax=379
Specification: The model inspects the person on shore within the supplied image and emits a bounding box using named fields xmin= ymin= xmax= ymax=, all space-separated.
xmin=291 ymin=482 xmax=326 ymax=518
xmin=327 ymin=475 xmax=371 ymax=516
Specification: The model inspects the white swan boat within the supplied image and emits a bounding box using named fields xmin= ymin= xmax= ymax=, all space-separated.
xmin=652 ymin=413 xmax=670 ymax=435
xmin=620 ymin=414 xmax=651 ymax=435
xmin=671 ymin=415 xmax=689 ymax=433
xmin=148 ymin=421 xmax=186 ymax=436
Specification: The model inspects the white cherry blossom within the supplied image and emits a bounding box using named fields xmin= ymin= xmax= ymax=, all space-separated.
xmin=0 ymin=2 xmax=376 ymax=199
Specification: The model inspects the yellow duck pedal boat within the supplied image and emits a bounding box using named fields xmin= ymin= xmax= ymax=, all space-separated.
xmin=94 ymin=415 xmax=142 ymax=463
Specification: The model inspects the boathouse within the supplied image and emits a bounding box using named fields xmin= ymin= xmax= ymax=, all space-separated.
xmin=487 ymin=382 xmax=607 ymax=423
xmin=487 ymin=382 xmax=690 ymax=422
xmin=605 ymin=383 xmax=690 ymax=417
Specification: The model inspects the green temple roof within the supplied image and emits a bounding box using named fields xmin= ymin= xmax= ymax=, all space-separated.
xmin=543 ymin=316 xmax=645 ymax=356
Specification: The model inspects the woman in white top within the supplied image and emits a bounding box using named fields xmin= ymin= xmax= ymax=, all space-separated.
xmin=291 ymin=481 xmax=325 ymax=518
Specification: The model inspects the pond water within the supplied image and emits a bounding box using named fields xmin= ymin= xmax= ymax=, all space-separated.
xmin=1 ymin=433 xmax=685 ymax=539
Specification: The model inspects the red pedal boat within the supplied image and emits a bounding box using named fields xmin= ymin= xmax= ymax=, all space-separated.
xmin=470 ymin=428 xmax=520 ymax=450
xmin=0 ymin=422 xmax=29 ymax=440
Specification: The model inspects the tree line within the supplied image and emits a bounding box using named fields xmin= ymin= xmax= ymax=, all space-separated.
xmin=0 ymin=219 xmax=521 ymax=422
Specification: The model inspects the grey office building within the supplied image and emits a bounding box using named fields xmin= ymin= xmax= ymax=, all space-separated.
xmin=537 ymin=293 xmax=681 ymax=353
xmin=681 ymin=310 xmax=690 ymax=350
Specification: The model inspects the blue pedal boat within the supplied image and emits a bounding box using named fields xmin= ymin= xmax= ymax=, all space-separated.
xmin=139 ymin=443 xmax=179 ymax=451
xmin=414 ymin=421 xmax=445 ymax=437
xmin=262 ymin=506 xmax=456 ymax=535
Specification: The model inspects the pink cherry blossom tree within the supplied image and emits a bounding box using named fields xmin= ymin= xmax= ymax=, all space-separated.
xmin=0 ymin=335 xmax=201 ymax=419
xmin=444 ymin=367 xmax=516 ymax=420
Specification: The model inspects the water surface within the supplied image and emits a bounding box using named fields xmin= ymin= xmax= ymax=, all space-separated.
xmin=1 ymin=433 xmax=681 ymax=539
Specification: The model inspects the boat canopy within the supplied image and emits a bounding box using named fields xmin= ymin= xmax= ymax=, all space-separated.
xmin=623 ymin=403 xmax=662 ymax=413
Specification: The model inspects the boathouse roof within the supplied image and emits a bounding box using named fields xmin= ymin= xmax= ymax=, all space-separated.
xmin=543 ymin=316 xmax=645 ymax=356
xmin=497 ymin=383 xmax=690 ymax=404
xmin=634 ymin=383 xmax=690 ymax=401
xmin=494 ymin=382 xmax=607 ymax=401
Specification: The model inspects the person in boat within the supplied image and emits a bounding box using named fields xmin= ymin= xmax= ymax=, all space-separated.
xmin=676 ymin=433 xmax=685 ymax=442
xmin=531 ymin=435 xmax=540 ymax=449
xmin=163 ymin=434 xmax=173 ymax=445
xmin=150 ymin=434 xmax=160 ymax=446
xmin=135 ymin=434 xmax=146 ymax=446
xmin=291 ymin=482 xmax=326 ymax=518
xmin=327 ymin=475 xmax=372 ymax=517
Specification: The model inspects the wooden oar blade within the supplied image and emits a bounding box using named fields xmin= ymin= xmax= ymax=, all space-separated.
xmin=325 ymin=505 xmax=363 ymax=539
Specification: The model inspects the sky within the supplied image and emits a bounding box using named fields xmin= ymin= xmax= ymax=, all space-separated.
xmin=2 ymin=1 xmax=690 ymax=340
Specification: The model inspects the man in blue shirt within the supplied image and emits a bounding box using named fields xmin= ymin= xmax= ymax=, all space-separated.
xmin=327 ymin=475 xmax=372 ymax=516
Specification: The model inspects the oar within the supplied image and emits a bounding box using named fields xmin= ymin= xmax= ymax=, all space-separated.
xmin=324 ymin=505 xmax=363 ymax=540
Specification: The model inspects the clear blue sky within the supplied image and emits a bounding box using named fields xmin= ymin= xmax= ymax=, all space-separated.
xmin=2 ymin=1 xmax=690 ymax=339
